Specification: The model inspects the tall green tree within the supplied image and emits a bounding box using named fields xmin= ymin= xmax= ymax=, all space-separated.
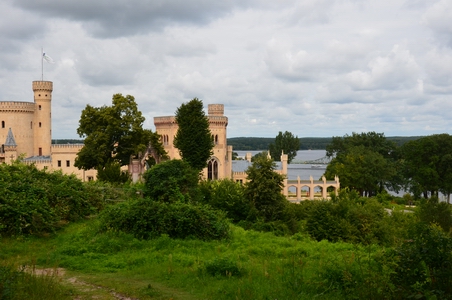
xmin=269 ymin=131 xmax=300 ymax=163
xmin=324 ymin=132 xmax=399 ymax=196
xmin=173 ymin=98 xmax=214 ymax=171
xmin=401 ymin=134 xmax=452 ymax=200
xmin=75 ymin=94 xmax=164 ymax=175
xmin=244 ymin=154 xmax=287 ymax=221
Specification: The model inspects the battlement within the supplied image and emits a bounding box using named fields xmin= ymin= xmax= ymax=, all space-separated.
xmin=154 ymin=116 xmax=176 ymax=125
xmin=32 ymin=81 xmax=53 ymax=92
xmin=0 ymin=101 xmax=35 ymax=113
xmin=208 ymin=104 xmax=224 ymax=116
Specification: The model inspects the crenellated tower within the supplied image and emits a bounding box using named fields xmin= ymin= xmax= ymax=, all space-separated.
xmin=33 ymin=81 xmax=52 ymax=156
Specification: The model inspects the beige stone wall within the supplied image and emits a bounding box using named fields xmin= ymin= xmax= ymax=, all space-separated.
xmin=51 ymin=144 xmax=97 ymax=181
xmin=0 ymin=101 xmax=35 ymax=157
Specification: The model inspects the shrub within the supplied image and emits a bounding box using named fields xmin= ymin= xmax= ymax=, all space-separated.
xmin=203 ymin=257 xmax=243 ymax=277
xmin=198 ymin=179 xmax=250 ymax=223
xmin=143 ymin=159 xmax=200 ymax=203
xmin=98 ymin=198 xmax=230 ymax=240
xmin=393 ymin=223 xmax=452 ymax=298
xmin=0 ymin=162 xmax=104 ymax=236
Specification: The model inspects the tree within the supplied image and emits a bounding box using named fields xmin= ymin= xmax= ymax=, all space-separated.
xmin=75 ymin=94 xmax=165 ymax=177
xmin=269 ymin=131 xmax=300 ymax=163
xmin=244 ymin=154 xmax=287 ymax=221
xmin=324 ymin=132 xmax=399 ymax=196
xmin=173 ymin=98 xmax=214 ymax=171
xmin=401 ymin=134 xmax=452 ymax=200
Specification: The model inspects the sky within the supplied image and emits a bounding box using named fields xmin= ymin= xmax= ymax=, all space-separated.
xmin=1 ymin=0 xmax=451 ymax=139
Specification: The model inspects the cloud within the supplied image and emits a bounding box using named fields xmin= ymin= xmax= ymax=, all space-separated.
xmin=12 ymin=0 xmax=262 ymax=38
xmin=345 ymin=45 xmax=419 ymax=91
xmin=422 ymin=0 xmax=452 ymax=46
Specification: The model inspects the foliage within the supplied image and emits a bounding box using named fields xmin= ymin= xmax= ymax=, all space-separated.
xmin=250 ymin=150 xmax=269 ymax=162
xmin=96 ymin=161 xmax=130 ymax=184
xmin=244 ymin=154 xmax=287 ymax=222
xmin=198 ymin=179 xmax=250 ymax=223
xmin=143 ymin=159 xmax=200 ymax=203
xmin=98 ymin=198 xmax=230 ymax=240
xmin=392 ymin=223 xmax=452 ymax=298
xmin=417 ymin=196 xmax=452 ymax=233
xmin=269 ymin=131 xmax=300 ymax=163
xmin=173 ymin=98 xmax=214 ymax=171
xmin=400 ymin=133 xmax=452 ymax=199
xmin=324 ymin=132 xmax=399 ymax=196
xmin=203 ymin=257 xmax=243 ymax=277
xmin=75 ymin=94 xmax=165 ymax=182
xmin=305 ymin=190 xmax=393 ymax=245
xmin=0 ymin=161 xmax=104 ymax=236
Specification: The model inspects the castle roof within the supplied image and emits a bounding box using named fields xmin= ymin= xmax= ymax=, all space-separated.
xmin=5 ymin=128 xmax=17 ymax=147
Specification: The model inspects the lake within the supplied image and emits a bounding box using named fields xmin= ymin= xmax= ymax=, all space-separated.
xmin=234 ymin=150 xmax=327 ymax=180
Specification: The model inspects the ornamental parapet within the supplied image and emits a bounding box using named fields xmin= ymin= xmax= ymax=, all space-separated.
xmin=208 ymin=116 xmax=228 ymax=126
xmin=0 ymin=101 xmax=35 ymax=113
xmin=154 ymin=116 xmax=176 ymax=125
xmin=32 ymin=81 xmax=53 ymax=92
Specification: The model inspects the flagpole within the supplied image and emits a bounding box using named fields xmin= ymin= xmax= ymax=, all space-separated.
xmin=41 ymin=47 xmax=43 ymax=81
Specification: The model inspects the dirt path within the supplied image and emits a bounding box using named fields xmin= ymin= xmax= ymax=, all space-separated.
xmin=26 ymin=267 xmax=197 ymax=300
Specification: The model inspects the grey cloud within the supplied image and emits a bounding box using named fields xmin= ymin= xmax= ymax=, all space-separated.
xmin=12 ymin=0 xmax=259 ymax=38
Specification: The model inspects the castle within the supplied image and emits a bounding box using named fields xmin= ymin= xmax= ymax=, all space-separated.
xmin=0 ymin=81 xmax=96 ymax=180
xmin=1 ymin=80 xmax=339 ymax=201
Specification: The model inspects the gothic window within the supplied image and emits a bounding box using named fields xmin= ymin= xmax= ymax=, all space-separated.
xmin=215 ymin=135 xmax=219 ymax=145
xmin=207 ymin=158 xmax=219 ymax=180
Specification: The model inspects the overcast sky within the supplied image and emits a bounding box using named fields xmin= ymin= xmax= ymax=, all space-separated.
xmin=1 ymin=0 xmax=451 ymax=139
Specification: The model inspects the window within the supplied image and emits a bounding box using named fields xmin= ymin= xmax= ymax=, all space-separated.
xmin=39 ymin=105 xmax=42 ymax=110
xmin=39 ymin=122 xmax=42 ymax=128
xmin=38 ymin=148 xmax=42 ymax=156
xmin=57 ymin=160 xmax=61 ymax=167
xmin=30 ymin=122 xmax=32 ymax=129
xmin=1 ymin=121 xmax=4 ymax=128
xmin=66 ymin=160 xmax=70 ymax=167
xmin=87 ymin=176 xmax=94 ymax=181
xmin=207 ymin=158 xmax=218 ymax=180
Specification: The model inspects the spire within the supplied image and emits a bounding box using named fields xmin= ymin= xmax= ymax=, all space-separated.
xmin=5 ymin=128 xmax=17 ymax=147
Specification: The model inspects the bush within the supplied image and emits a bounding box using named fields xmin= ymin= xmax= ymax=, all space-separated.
xmin=203 ymin=257 xmax=243 ymax=277
xmin=393 ymin=223 xmax=452 ymax=298
xmin=98 ymin=198 xmax=230 ymax=240
xmin=305 ymin=191 xmax=388 ymax=244
xmin=198 ymin=179 xmax=250 ymax=223
xmin=143 ymin=159 xmax=200 ymax=203
xmin=0 ymin=162 xmax=104 ymax=236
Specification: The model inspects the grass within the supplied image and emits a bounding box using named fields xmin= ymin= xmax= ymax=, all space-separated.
xmin=0 ymin=217 xmax=399 ymax=299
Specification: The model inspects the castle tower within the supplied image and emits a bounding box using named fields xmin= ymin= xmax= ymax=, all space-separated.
xmin=33 ymin=81 xmax=52 ymax=156
xmin=4 ymin=128 xmax=18 ymax=163
xmin=207 ymin=104 xmax=231 ymax=179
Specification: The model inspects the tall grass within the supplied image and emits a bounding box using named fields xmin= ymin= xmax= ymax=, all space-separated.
xmin=1 ymin=219 xmax=399 ymax=299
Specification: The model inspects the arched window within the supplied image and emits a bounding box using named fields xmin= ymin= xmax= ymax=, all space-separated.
xmin=1 ymin=121 xmax=4 ymax=128
xmin=207 ymin=158 xmax=219 ymax=180
xmin=215 ymin=135 xmax=219 ymax=145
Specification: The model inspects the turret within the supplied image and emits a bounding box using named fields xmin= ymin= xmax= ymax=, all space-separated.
xmin=33 ymin=81 xmax=52 ymax=156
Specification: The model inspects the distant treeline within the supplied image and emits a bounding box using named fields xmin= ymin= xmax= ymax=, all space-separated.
xmin=52 ymin=139 xmax=84 ymax=144
xmin=227 ymin=136 xmax=423 ymax=150
xmin=52 ymin=136 xmax=423 ymax=149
